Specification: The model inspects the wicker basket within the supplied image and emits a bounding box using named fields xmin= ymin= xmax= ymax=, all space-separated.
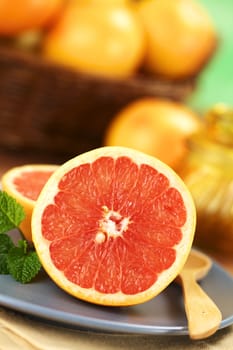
xmin=0 ymin=46 xmax=195 ymax=157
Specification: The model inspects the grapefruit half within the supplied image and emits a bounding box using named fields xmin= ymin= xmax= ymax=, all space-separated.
xmin=32 ymin=147 xmax=196 ymax=306
xmin=1 ymin=164 xmax=58 ymax=241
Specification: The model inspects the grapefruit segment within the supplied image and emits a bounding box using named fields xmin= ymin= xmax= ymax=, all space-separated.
xmin=32 ymin=147 xmax=196 ymax=306
xmin=1 ymin=164 xmax=58 ymax=241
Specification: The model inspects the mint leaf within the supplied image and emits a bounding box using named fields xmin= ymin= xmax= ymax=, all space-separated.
xmin=7 ymin=240 xmax=41 ymax=283
xmin=0 ymin=191 xmax=25 ymax=234
xmin=0 ymin=234 xmax=14 ymax=274
xmin=0 ymin=191 xmax=41 ymax=283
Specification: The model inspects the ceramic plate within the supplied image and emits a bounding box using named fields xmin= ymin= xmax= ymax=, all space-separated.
xmin=0 ymin=256 xmax=233 ymax=335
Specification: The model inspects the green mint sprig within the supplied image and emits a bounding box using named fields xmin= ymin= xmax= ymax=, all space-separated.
xmin=0 ymin=191 xmax=41 ymax=283
xmin=0 ymin=191 xmax=25 ymax=234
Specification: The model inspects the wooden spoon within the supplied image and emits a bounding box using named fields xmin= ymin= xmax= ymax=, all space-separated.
xmin=177 ymin=249 xmax=222 ymax=340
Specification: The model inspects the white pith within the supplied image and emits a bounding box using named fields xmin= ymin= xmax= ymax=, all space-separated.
xmin=96 ymin=205 xmax=130 ymax=242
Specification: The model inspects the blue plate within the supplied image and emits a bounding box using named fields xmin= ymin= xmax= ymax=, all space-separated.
xmin=0 ymin=255 xmax=233 ymax=335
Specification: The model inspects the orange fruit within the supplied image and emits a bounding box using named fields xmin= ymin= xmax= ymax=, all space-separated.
xmin=104 ymin=98 xmax=202 ymax=170
xmin=0 ymin=0 xmax=64 ymax=36
xmin=1 ymin=164 xmax=58 ymax=241
xmin=136 ymin=0 xmax=216 ymax=79
xmin=32 ymin=146 xmax=196 ymax=306
xmin=43 ymin=0 xmax=145 ymax=78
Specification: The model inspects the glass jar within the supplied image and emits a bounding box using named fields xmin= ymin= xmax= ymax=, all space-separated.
xmin=178 ymin=104 xmax=233 ymax=256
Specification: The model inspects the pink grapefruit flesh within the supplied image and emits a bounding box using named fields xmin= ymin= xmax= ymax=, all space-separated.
xmin=32 ymin=147 xmax=196 ymax=306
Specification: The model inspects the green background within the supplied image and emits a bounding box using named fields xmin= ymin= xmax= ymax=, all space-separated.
xmin=186 ymin=0 xmax=233 ymax=113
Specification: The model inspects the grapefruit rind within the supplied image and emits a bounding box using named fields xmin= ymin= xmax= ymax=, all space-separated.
xmin=32 ymin=147 xmax=196 ymax=306
xmin=1 ymin=164 xmax=59 ymax=241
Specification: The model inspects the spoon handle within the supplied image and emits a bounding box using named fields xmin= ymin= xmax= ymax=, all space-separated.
xmin=179 ymin=273 xmax=222 ymax=340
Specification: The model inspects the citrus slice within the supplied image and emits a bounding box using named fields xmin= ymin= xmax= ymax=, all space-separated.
xmin=1 ymin=164 xmax=58 ymax=241
xmin=32 ymin=147 xmax=196 ymax=306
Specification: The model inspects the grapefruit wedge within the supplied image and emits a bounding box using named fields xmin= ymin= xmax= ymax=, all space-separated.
xmin=1 ymin=164 xmax=58 ymax=241
xmin=32 ymin=147 xmax=196 ymax=306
